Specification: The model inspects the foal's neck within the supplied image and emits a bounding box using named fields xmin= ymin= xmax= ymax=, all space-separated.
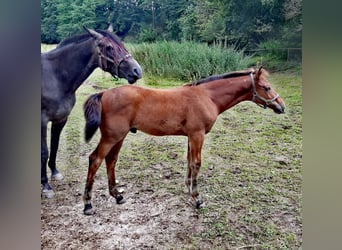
xmin=206 ymin=76 xmax=253 ymax=114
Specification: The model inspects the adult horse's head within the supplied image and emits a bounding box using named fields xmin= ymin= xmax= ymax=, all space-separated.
xmin=84 ymin=27 xmax=142 ymax=84
xmin=250 ymin=67 xmax=285 ymax=114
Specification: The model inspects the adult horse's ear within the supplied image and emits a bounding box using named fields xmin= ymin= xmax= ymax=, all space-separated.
xmin=107 ymin=24 xmax=114 ymax=32
xmin=83 ymin=26 xmax=103 ymax=40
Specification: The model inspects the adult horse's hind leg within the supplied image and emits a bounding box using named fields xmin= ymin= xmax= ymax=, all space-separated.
xmin=105 ymin=139 xmax=125 ymax=204
xmin=41 ymin=122 xmax=55 ymax=198
xmin=48 ymin=119 xmax=67 ymax=181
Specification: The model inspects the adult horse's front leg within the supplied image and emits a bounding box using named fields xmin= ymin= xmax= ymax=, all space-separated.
xmin=48 ymin=119 xmax=67 ymax=181
xmin=187 ymin=132 xmax=205 ymax=208
xmin=105 ymin=139 xmax=125 ymax=205
xmin=41 ymin=122 xmax=54 ymax=198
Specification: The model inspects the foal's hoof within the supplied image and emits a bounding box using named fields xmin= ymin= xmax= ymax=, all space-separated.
xmin=196 ymin=199 xmax=205 ymax=209
xmin=41 ymin=188 xmax=55 ymax=199
xmin=51 ymin=172 xmax=64 ymax=181
xmin=83 ymin=204 xmax=95 ymax=215
xmin=116 ymin=195 xmax=126 ymax=204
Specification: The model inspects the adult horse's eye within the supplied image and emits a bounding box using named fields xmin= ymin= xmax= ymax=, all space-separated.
xmin=106 ymin=45 xmax=113 ymax=51
xmin=263 ymin=86 xmax=271 ymax=91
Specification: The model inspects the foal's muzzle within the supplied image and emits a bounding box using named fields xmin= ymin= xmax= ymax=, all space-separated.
xmin=269 ymin=98 xmax=286 ymax=114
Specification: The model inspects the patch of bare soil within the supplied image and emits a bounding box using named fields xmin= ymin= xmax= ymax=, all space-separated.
xmin=41 ymin=141 xmax=211 ymax=249
xmin=41 ymin=165 xmax=207 ymax=249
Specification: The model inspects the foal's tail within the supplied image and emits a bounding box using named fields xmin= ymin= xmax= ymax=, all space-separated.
xmin=84 ymin=92 xmax=104 ymax=142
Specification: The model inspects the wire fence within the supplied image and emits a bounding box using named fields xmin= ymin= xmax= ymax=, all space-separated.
xmin=244 ymin=48 xmax=302 ymax=63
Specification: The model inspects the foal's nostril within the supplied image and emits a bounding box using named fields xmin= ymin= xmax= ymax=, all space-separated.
xmin=281 ymin=106 xmax=285 ymax=113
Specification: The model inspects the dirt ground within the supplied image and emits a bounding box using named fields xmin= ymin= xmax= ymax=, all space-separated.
xmin=41 ymin=168 xmax=209 ymax=249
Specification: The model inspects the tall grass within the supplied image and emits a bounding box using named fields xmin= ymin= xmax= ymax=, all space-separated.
xmin=42 ymin=41 xmax=251 ymax=84
xmin=128 ymin=41 xmax=251 ymax=82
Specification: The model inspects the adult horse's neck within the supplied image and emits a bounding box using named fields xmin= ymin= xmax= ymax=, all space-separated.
xmin=46 ymin=38 xmax=98 ymax=94
xmin=203 ymin=74 xmax=253 ymax=114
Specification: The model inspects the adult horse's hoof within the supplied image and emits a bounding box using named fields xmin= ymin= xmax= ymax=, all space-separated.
xmin=84 ymin=204 xmax=95 ymax=215
xmin=196 ymin=199 xmax=205 ymax=209
xmin=116 ymin=195 xmax=126 ymax=204
xmin=51 ymin=172 xmax=64 ymax=181
xmin=41 ymin=188 xmax=55 ymax=199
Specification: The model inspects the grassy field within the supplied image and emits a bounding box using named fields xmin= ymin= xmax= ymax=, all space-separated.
xmin=41 ymin=65 xmax=302 ymax=249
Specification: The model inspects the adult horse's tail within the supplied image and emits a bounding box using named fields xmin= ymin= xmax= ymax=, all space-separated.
xmin=84 ymin=92 xmax=104 ymax=142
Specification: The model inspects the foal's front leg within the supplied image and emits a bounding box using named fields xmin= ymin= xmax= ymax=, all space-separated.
xmin=187 ymin=133 xmax=205 ymax=208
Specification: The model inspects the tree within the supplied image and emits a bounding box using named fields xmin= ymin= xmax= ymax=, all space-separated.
xmin=282 ymin=0 xmax=302 ymax=47
xmin=41 ymin=0 xmax=60 ymax=43
xmin=224 ymin=0 xmax=286 ymax=49
xmin=179 ymin=3 xmax=200 ymax=41
xmin=57 ymin=0 xmax=105 ymax=40
xmin=41 ymin=0 xmax=302 ymax=53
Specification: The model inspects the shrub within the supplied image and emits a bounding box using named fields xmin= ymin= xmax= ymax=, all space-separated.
xmin=128 ymin=41 xmax=251 ymax=82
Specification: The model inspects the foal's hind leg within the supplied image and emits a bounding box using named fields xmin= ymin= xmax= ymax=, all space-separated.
xmin=185 ymin=141 xmax=192 ymax=192
xmin=105 ymin=139 xmax=125 ymax=204
xmin=83 ymin=138 xmax=115 ymax=215
xmin=48 ymin=119 xmax=67 ymax=180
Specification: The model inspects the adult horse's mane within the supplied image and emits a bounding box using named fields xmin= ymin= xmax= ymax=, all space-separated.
xmin=186 ymin=69 xmax=255 ymax=86
xmin=57 ymin=29 xmax=123 ymax=49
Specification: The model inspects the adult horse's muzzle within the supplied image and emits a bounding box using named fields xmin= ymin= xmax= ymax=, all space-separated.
xmin=118 ymin=58 xmax=143 ymax=84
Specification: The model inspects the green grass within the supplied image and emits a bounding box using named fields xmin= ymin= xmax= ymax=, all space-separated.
xmin=41 ymin=44 xmax=56 ymax=52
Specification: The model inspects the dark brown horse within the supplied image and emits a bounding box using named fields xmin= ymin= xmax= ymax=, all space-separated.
xmin=41 ymin=27 xmax=142 ymax=198
xmin=82 ymin=67 xmax=285 ymax=215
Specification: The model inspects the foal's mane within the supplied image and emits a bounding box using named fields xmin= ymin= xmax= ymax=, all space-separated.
xmin=186 ymin=70 xmax=254 ymax=86
xmin=57 ymin=29 xmax=124 ymax=49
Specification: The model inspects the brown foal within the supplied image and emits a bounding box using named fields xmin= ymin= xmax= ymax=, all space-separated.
xmin=82 ymin=67 xmax=285 ymax=215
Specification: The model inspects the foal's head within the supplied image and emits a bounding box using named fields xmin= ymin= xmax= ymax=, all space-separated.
xmin=85 ymin=27 xmax=142 ymax=84
xmin=251 ymin=67 xmax=285 ymax=114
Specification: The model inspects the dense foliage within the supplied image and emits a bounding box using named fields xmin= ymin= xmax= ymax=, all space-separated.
xmin=41 ymin=0 xmax=302 ymax=50
xmin=129 ymin=41 xmax=251 ymax=81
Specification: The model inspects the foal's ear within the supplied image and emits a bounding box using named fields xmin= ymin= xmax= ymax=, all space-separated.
xmin=83 ymin=26 xmax=104 ymax=40
xmin=256 ymin=66 xmax=264 ymax=79
xmin=258 ymin=66 xmax=263 ymax=74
